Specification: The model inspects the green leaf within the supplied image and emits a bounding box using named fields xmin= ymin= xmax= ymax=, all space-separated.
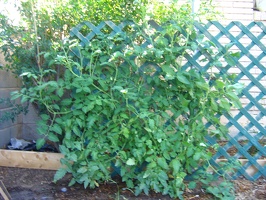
xmin=36 ymin=138 xmax=45 ymax=150
xmin=224 ymin=42 xmax=234 ymax=51
xmin=61 ymin=98 xmax=72 ymax=106
xmin=226 ymin=92 xmax=239 ymax=101
xmin=215 ymin=80 xmax=225 ymax=89
xmin=171 ymin=159 xmax=181 ymax=174
xmin=126 ymin=179 xmax=134 ymax=188
xmin=57 ymin=88 xmax=64 ymax=97
xmin=76 ymin=118 xmax=83 ymax=128
xmin=176 ymin=73 xmax=190 ymax=84
xmin=232 ymin=99 xmax=242 ymax=109
xmin=148 ymin=118 xmax=155 ymax=129
xmin=112 ymin=86 xmax=123 ymax=91
xmin=157 ymin=157 xmax=169 ymax=170
xmin=95 ymin=99 xmax=102 ymax=105
xmin=144 ymin=127 xmax=152 ymax=133
xmin=77 ymin=167 xmax=88 ymax=173
xmin=40 ymin=114 xmax=50 ymax=121
xmin=68 ymin=178 xmax=76 ymax=186
xmin=48 ymin=133 xmax=59 ymax=142
xmin=65 ymin=130 xmax=71 ymax=140
xmin=68 ymin=153 xmax=78 ymax=162
xmin=10 ymin=91 xmax=22 ymax=100
xmin=83 ymin=87 xmax=91 ymax=93
xmin=196 ymin=81 xmax=209 ymax=91
xmin=48 ymin=81 xmax=58 ymax=88
xmin=158 ymin=170 xmax=168 ymax=180
xmin=21 ymin=95 xmax=28 ymax=103
xmin=161 ymin=64 xmax=175 ymax=76
xmin=126 ymin=158 xmax=136 ymax=166
xmin=211 ymin=98 xmax=218 ymax=111
xmin=224 ymin=55 xmax=235 ymax=66
xmin=120 ymin=113 xmax=129 ymax=119
xmin=54 ymin=168 xmax=67 ymax=182
xmin=59 ymin=145 xmax=69 ymax=154
xmin=163 ymin=151 xmax=171 ymax=160
xmin=147 ymin=161 xmax=157 ymax=169
xmin=230 ymin=51 xmax=240 ymax=58
xmin=143 ymin=171 xmax=150 ymax=178
xmin=82 ymin=104 xmax=94 ymax=113
xmin=20 ymin=72 xmax=30 ymax=77
xmin=122 ymin=127 xmax=129 ymax=138
xmin=186 ymin=148 xmax=194 ymax=157
xmin=188 ymin=181 xmax=197 ymax=189
xmin=51 ymin=124 xmax=62 ymax=135
xmin=193 ymin=152 xmax=201 ymax=161
xmin=220 ymin=98 xmax=231 ymax=111
xmin=76 ymin=88 xmax=83 ymax=93
xmin=73 ymin=126 xmax=80 ymax=136
xmin=52 ymin=104 xmax=60 ymax=110
xmin=227 ymin=83 xmax=244 ymax=94
xmin=84 ymin=179 xmax=90 ymax=189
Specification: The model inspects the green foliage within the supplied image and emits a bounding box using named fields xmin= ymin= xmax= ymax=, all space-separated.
xmin=0 ymin=0 xmax=219 ymax=81
xmin=10 ymin=20 xmax=242 ymax=198
xmin=191 ymin=159 xmax=241 ymax=199
xmin=1 ymin=0 xmax=241 ymax=199
xmin=0 ymin=0 xmax=149 ymax=87
xmin=0 ymin=98 xmax=28 ymax=123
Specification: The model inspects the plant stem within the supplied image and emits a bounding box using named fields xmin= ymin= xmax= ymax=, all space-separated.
xmin=30 ymin=0 xmax=41 ymax=71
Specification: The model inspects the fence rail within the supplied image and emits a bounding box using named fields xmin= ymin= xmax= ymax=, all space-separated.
xmin=70 ymin=20 xmax=266 ymax=180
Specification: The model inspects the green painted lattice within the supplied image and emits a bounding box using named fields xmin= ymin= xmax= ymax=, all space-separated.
xmin=185 ymin=21 xmax=266 ymax=181
xmin=69 ymin=20 xmax=266 ymax=181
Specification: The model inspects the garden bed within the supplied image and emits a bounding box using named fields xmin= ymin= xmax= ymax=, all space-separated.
xmin=0 ymin=149 xmax=265 ymax=200
xmin=0 ymin=166 xmax=265 ymax=200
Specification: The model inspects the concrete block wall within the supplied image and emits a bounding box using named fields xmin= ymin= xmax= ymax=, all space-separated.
xmin=0 ymin=54 xmax=40 ymax=148
xmin=0 ymin=54 xmax=23 ymax=148
xmin=21 ymin=103 xmax=40 ymax=141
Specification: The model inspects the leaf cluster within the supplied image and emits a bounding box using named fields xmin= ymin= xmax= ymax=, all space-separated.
xmin=0 ymin=98 xmax=28 ymax=123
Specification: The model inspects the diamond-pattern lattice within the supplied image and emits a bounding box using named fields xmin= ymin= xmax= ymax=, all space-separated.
xmin=69 ymin=20 xmax=266 ymax=180
xmin=184 ymin=21 xmax=266 ymax=181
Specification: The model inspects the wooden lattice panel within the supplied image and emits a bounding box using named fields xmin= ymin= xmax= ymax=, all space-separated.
xmin=183 ymin=21 xmax=266 ymax=180
xmin=69 ymin=20 xmax=266 ymax=180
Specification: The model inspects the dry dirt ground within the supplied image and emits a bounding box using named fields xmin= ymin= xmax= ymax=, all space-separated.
xmin=0 ymin=166 xmax=265 ymax=200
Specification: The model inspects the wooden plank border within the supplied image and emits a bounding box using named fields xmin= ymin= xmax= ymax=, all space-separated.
xmin=0 ymin=150 xmax=265 ymax=177
xmin=0 ymin=149 xmax=63 ymax=170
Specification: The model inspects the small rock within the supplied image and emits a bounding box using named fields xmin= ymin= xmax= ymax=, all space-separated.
xmin=61 ymin=187 xmax=67 ymax=192
xmin=41 ymin=197 xmax=53 ymax=200
xmin=255 ymin=190 xmax=266 ymax=199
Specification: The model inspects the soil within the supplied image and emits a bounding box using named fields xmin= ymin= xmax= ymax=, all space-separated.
xmin=0 ymin=167 xmax=265 ymax=200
